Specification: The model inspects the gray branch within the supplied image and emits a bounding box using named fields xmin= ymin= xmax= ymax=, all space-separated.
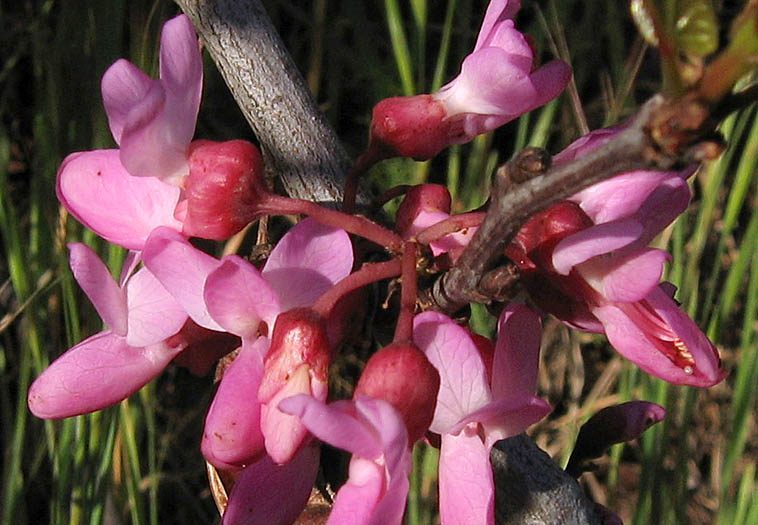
xmin=174 ymin=0 xmax=601 ymax=523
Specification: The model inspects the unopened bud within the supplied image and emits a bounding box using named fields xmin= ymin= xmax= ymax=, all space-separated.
xmin=395 ymin=184 xmax=452 ymax=237
xmin=355 ymin=342 xmax=440 ymax=443
xmin=182 ymin=139 xmax=267 ymax=240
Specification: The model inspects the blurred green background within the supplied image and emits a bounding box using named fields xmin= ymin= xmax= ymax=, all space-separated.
xmin=1 ymin=0 xmax=757 ymax=523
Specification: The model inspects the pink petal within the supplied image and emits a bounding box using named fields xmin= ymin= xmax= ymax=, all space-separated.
xmin=327 ymin=457 xmax=385 ymax=525
xmin=413 ymin=311 xmax=492 ymax=434
xmin=261 ymin=364 xmax=315 ymax=464
xmin=222 ymin=442 xmax=320 ymax=525
xmin=28 ymin=331 xmax=184 ymax=419
xmin=158 ymin=14 xmax=203 ymax=153
xmin=578 ymin=248 xmax=669 ymax=303
xmin=552 ymin=218 xmax=644 ymax=275
xmin=56 ymin=150 xmax=183 ymax=250
xmin=438 ymin=428 xmax=495 ymax=525
xmin=528 ymin=60 xmax=573 ymax=109
xmin=368 ymin=457 xmax=411 ymax=525
xmin=101 ymin=59 xmax=156 ymax=144
xmin=67 ymin=243 xmax=127 ymax=336
xmin=353 ymin=396 xmax=410 ymax=476
xmin=204 ymin=256 xmax=281 ymax=339
xmin=202 ymin=337 xmax=268 ymax=469
xmin=125 ymin=267 xmax=188 ymax=347
xmin=474 ymin=0 xmax=521 ymax=52
xmin=262 ymin=218 xmax=353 ymax=311
xmin=491 ymin=304 xmax=542 ymax=401
xmin=278 ymin=396 xmax=382 ymax=460
xmin=478 ymin=396 xmax=552 ymax=449
xmin=142 ymin=227 xmax=224 ymax=331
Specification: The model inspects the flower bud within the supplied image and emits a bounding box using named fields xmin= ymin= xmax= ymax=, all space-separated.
xmin=182 ymin=139 xmax=267 ymax=240
xmin=395 ymin=184 xmax=452 ymax=238
xmin=354 ymin=342 xmax=440 ymax=443
xmin=369 ymin=95 xmax=452 ymax=161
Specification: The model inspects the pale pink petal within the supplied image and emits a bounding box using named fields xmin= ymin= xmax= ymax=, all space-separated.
xmin=204 ymin=256 xmax=281 ymax=339
xmin=278 ymin=396 xmax=382 ymax=460
xmin=101 ymin=59 xmax=155 ymax=144
xmin=118 ymin=250 xmax=142 ymax=287
xmin=125 ymin=267 xmax=188 ymax=347
xmin=56 ymin=150 xmax=183 ymax=250
xmin=222 ymin=442 xmax=320 ymax=525
xmin=474 ymin=0 xmax=521 ymax=52
xmin=368 ymin=459 xmax=410 ymax=525
xmin=413 ymin=311 xmax=492 ymax=434
xmin=202 ymin=337 xmax=268 ymax=469
xmin=484 ymin=21 xmax=532 ymax=65
xmin=262 ymin=218 xmax=353 ymax=311
xmin=353 ymin=396 xmax=410 ymax=475
xmin=491 ymin=304 xmax=541 ymax=401
xmin=328 ymin=457 xmax=385 ymax=525
xmin=579 ymin=248 xmax=669 ymax=303
xmin=67 ymin=243 xmax=127 ymax=336
xmin=158 ymin=14 xmax=203 ymax=152
xmin=261 ymin=364 xmax=315 ymax=464
xmin=142 ymin=227 xmax=224 ymax=331
xmin=403 ymin=209 xmax=450 ymax=239
xmin=552 ymin=218 xmax=644 ymax=275
xmin=28 ymin=331 xmax=184 ymax=419
xmin=528 ymin=60 xmax=573 ymax=109
xmin=438 ymin=428 xmax=494 ymax=525
xmin=479 ymin=397 xmax=552 ymax=449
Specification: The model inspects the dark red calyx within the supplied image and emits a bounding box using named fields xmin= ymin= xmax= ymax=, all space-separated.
xmin=395 ymin=184 xmax=452 ymax=237
xmin=369 ymin=95 xmax=452 ymax=161
xmin=183 ymin=139 xmax=267 ymax=240
xmin=354 ymin=342 xmax=440 ymax=444
xmin=258 ymin=308 xmax=331 ymax=403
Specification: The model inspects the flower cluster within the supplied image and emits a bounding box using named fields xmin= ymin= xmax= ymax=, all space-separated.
xmin=28 ymin=2 xmax=725 ymax=524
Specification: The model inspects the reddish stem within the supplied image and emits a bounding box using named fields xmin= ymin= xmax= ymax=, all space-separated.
xmin=263 ymin=194 xmax=403 ymax=251
xmin=393 ymin=242 xmax=418 ymax=344
xmin=415 ymin=212 xmax=485 ymax=246
xmin=312 ymin=258 xmax=403 ymax=318
xmin=372 ymin=185 xmax=412 ymax=209
xmin=343 ymin=148 xmax=384 ymax=214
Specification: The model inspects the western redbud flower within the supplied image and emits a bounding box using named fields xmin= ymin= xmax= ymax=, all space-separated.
xmin=141 ymin=219 xmax=353 ymax=468
xmin=413 ymin=304 xmax=551 ymax=525
xmin=28 ymin=244 xmax=187 ymax=418
xmin=280 ymin=395 xmax=412 ymax=525
xmin=366 ymin=0 xmax=571 ymax=161
xmin=506 ymin=129 xmax=725 ymax=386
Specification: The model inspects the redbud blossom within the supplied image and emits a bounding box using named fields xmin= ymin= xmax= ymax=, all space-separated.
xmin=366 ymin=0 xmax=570 ymax=161
xmin=179 ymin=139 xmax=267 ymax=240
xmin=354 ymin=342 xmax=441 ymax=444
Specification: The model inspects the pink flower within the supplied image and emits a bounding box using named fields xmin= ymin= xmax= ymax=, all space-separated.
xmin=101 ymin=14 xmax=202 ymax=184
xmin=413 ymin=305 xmax=551 ymax=525
xmin=280 ymin=395 xmax=412 ymax=525
xmin=367 ymin=0 xmax=570 ymax=161
xmin=504 ymin=129 xmax=725 ymax=387
xmin=141 ymin=219 xmax=353 ymax=468
xmin=28 ymin=244 xmax=188 ymax=418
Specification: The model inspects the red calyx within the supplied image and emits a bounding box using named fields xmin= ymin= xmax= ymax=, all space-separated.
xmin=394 ymin=184 xmax=452 ymax=237
xmin=169 ymin=319 xmax=241 ymax=376
xmin=258 ymin=308 xmax=331 ymax=403
xmin=182 ymin=139 xmax=267 ymax=240
xmin=354 ymin=342 xmax=440 ymax=444
xmin=369 ymin=95 xmax=452 ymax=161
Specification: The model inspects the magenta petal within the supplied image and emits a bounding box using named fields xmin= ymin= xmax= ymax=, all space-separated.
xmin=205 ymin=256 xmax=281 ymax=339
xmin=262 ymin=218 xmax=353 ymax=311
xmin=413 ymin=311 xmax=491 ymax=434
xmin=57 ymin=150 xmax=183 ymax=250
xmin=491 ymin=304 xmax=541 ymax=401
xmin=528 ymin=60 xmax=572 ymax=109
xmin=261 ymin=364 xmax=314 ymax=464
xmin=552 ymin=218 xmax=644 ymax=275
xmin=222 ymin=442 xmax=320 ymax=525
xmin=474 ymin=0 xmax=521 ymax=52
xmin=279 ymin=396 xmax=382 ymax=460
xmin=477 ymin=396 xmax=552 ymax=448
xmin=142 ymin=227 xmax=224 ymax=331
xmin=328 ymin=457 xmax=385 ymax=525
xmin=68 ymin=243 xmax=127 ymax=336
xmin=579 ymin=248 xmax=669 ymax=303
xmin=125 ymin=267 xmax=188 ymax=347
xmin=101 ymin=59 xmax=155 ymax=144
xmin=202 ymin=337 xmax=268 ymax=469
xmin=28 ymin=331 xmax=184 ymax=419
xmin=158 ymin=14 xmax=202 ymax=151
xmin=439 ymin=428 xmax=495 ymax=525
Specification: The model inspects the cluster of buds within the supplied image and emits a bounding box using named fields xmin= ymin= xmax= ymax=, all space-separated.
xmin=27 ymin=1 xmax=728 ymax=524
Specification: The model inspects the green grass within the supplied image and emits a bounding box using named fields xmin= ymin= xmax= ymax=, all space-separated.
xmin=1 ymin=1 xmax=757 ymax=524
